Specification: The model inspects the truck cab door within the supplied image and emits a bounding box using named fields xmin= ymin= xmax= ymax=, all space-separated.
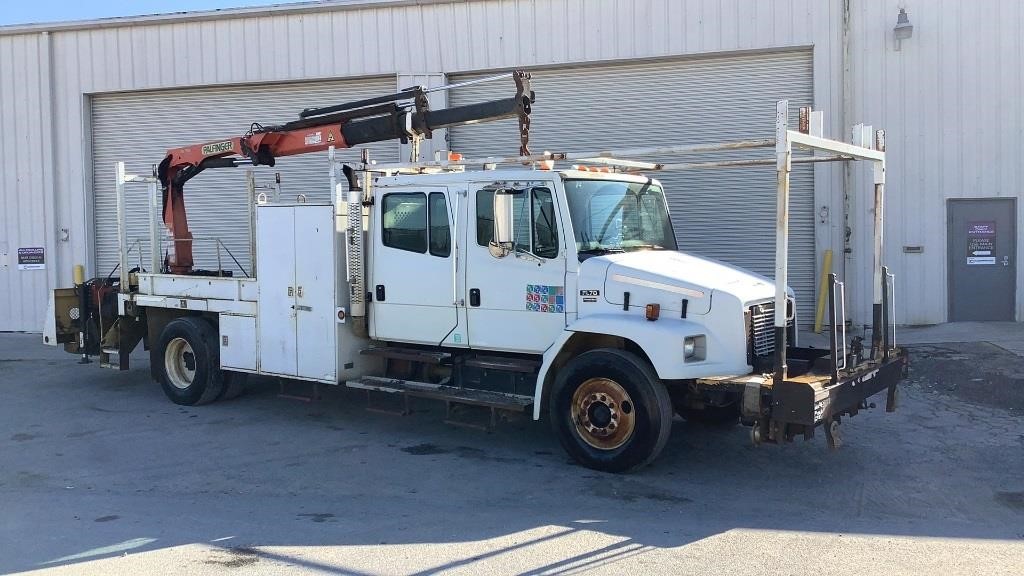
xmin=465 ymin=182 xmax=567 ymax=353
xmin=370 ymin=186 xmax=461 ymax=345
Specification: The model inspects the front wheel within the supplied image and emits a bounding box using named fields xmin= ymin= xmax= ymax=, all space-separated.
xmin=550 ymin=349 xmax=673 ymax=473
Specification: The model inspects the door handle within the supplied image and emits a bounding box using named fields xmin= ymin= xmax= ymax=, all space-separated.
xmin=1003 ymin=255 xmax=1010 ymax=266
xmin=469 ymin=288 xmax=481 ymax=307
xmin=376 ymin=285 xmax=386 ymax=302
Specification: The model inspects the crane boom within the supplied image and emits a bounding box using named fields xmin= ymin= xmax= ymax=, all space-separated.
xmin=156 ymin=70 xmax=534 ymax=274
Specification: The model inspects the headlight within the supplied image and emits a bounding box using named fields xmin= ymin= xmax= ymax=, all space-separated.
xmin=684 ymin=335 xmax=706 ymax=361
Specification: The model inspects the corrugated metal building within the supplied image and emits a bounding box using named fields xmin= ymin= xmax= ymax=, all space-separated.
xmin=0 ymin=0 xmax=1021 ymax=332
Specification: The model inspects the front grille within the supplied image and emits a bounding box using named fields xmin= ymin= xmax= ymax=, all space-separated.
xmin=749 ymin=303 xmax=777 ymax=357
xmin=747 ymin=300 xmax=795 ymax=361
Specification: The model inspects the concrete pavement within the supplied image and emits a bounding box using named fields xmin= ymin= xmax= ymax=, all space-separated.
xmin=1 ymin=332 xmax=1022 ymax=575
xmin=801 ymin=321 xmax=1024 ymax=356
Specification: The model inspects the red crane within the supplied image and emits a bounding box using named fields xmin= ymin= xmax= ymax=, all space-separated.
xmin=157 ymin=71 xmax=534 ymax=274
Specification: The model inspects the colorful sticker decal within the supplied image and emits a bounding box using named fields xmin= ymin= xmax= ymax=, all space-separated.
xmin=526 ymin=284 xmax=565 ymax=313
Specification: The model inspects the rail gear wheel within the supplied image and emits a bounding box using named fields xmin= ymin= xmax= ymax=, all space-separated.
xmin=550 ymin=349 xmax=673 ymax=472
xmin=825 ymin=418 xmax=843 ymax=450
xmin=153 ymin=317 xmax=225 ymax=406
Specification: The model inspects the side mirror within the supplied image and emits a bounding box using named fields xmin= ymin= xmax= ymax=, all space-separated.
xmin=489 ymin=190 xmax=516 ymax=258
xmin=493 ymin=191 xmax=515 ymax=244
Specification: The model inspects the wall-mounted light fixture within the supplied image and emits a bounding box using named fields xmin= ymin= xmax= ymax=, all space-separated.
xmin=894 ymin=8 xmax=914 ymax=51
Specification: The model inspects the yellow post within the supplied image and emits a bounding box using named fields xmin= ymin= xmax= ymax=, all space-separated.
xmin=813 ymin=249 xmax=833 ymax=333
xmin=72 ymin=264 xmax=85 ymax=285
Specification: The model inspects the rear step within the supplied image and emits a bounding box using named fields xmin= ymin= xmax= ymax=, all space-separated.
xmin=346 ymin=376 xmax=533 ymax=430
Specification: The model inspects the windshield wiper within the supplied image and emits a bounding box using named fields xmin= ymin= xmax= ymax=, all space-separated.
xmin=622 ymin=244 xmax=666 ymax=251
xmin=578 ymin=247 xmax=626 ymax=256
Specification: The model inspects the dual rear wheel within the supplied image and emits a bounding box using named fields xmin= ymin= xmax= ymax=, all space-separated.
xmin=153 ymin=317 xmax=244 ymax=405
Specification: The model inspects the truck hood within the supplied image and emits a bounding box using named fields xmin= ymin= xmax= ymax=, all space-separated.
xmin=589 ymin=250 xmax=777 ymax=314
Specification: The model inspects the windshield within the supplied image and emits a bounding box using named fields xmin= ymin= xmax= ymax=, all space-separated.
xmin=563 ymin=179 xmax=677 ymax=258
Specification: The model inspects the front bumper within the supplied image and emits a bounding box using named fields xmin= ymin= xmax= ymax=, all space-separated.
xmin=770 ymin=347 xmax=908 ymax=429
xmin=697 ymin=346 xmax=909 ymax=447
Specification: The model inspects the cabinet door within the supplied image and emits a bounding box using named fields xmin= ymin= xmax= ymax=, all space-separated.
xmin=257 ymin=206 xmax=298 ymax=376
xmin=294 ymin=205 xmax=337 ymax=381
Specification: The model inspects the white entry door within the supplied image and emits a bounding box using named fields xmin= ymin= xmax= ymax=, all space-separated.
xmin=371 ymin=187 xmax=461 ymax=345
xmin=465 ymin=182 xmax=567 ymax=353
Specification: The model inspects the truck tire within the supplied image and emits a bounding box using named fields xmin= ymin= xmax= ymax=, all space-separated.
xmin=550 ymin=349 xmax=673 ymax=473
xmin=153 ymin=317 xmax=225 ymax=406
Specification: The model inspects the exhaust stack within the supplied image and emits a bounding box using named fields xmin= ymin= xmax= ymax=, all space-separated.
xmin=342 ymin=163 xmax=367 ymax=337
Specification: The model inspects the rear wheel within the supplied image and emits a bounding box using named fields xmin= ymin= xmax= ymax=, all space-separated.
xmin=550 ymin=349 xmax=673 ymax=472
xmin=153 ymin=317 xmax=225 ymax=406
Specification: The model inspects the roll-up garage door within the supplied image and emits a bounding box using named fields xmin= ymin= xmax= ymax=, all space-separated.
xmin=91 ymin=77 xmax=399 ymax=276
xmin=448 ymin=50 xmax=817 ymax=319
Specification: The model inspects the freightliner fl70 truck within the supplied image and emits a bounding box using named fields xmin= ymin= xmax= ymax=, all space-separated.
xmin=44 ymin=71 xmax=906 ymax=472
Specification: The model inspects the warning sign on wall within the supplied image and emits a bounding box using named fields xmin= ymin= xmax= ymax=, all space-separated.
xmin=966 ymin=221 xmax=996 ymax=265
xmin=17 ymin=247 xmax=45 ymax=270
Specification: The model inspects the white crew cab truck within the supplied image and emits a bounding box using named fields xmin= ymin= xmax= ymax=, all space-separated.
xmin=45 ymin=99 xmax=906 ymax=472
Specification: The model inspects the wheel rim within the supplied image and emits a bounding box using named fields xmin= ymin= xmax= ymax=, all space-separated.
xmin=571 ymin=377 xmax=636 ymax=450
xmin=165 ymin=337 xmax=197 ymax=390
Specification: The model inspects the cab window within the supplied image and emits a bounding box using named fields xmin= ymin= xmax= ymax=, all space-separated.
xmin=383 ymin=192 xmax=452 ymax=258
xmin=476 ymin=187 xmax=559 ymax=259
xmin=382 ymin=193 xmax=427 ymax=253
xmin=428 ymin=192 xmax=451 ymax=257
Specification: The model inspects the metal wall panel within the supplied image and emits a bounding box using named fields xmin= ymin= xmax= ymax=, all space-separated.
xmin=0 ymin=33 xmax=54 ymax=332
xmin=5 ymin=0 xmax=1019 ymax=328
xmin=845 ymin=0 xmax=1024 ymax=324
xmin=448 ymin=51 xmax=817 ymax=318
xmin=90 ymin=77 xmax=399 ymax=276
xmin=2 ymin=0 xmax=838 ymax=331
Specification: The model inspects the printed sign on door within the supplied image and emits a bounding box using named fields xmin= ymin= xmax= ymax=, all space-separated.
xmin=966 ymin=221 xmax=996 ymax=265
